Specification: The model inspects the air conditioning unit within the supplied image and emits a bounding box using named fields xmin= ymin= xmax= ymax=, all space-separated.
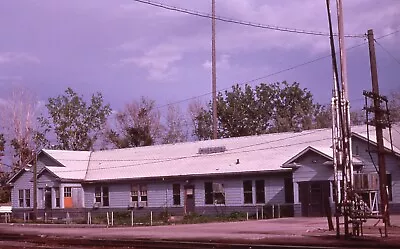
xmin=128 ymin=201 xmax=138 ymax=209
xmin=93 ymin=202 xmax=101 ymax=209
xmin=138 ymin=201 xmax=147 ymax=208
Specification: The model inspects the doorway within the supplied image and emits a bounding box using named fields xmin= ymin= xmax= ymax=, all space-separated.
xmin=299 ymin=181 xmax=331 ymax=217
xmin=44 ymin=187 xmax=52 ymax=209
xmin=184 ymin=185 xmax=195 ymax=214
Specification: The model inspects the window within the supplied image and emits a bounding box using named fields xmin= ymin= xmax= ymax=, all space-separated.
xmin=130 ymin=184 xmax=148 ymax=206
xmin=387 ymin=174 xmax=393 ymax=202
xmin=54 ymin=188 xmax=60 ymax=208
xmin=204 ymin=182 xmax=225 ymax=205
xmin=243 ymin=180 xmax=253 ymax=204
xmin=205 ymin=182 xmax=213 ymax=204
xmin=25 ymin=189 xmax=31 ymax=207
xmin=18 ymin=190 xmax=24 ymax=207
xmin=64 ymin=187 xmax=72 ymax=197
xmin=139 ymin=185 xmax=147 ymax=203
xmin=284 ymin=178 xmax=294 ymax=203
xmin=94 ymin=186 xmax=109 ymax=207
xmin=102 ymin=187 xmax=109 ymax=206
xmin=95 ymin=187 xmax=102 ymax=203
xmin=173 ymin=184 xmax=181 ymax=205
xmin=131 ymin=185 xmax=139 ymax=202
xmin=255 ymin=180 xmax=265 ymax=203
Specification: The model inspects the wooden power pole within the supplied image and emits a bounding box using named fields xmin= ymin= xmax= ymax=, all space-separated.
xmin=367 ymin=29 xmax=390 ymax=231
xmin=211 ymin=0 xmax=218 ymax=140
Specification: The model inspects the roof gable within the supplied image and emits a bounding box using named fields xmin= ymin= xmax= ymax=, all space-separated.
xmin=282 ymin=146 xmax=333 ymax=167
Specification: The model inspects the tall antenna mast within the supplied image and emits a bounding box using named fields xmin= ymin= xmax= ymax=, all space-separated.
xmin=211 ymin=0 xmax=218 ymax=139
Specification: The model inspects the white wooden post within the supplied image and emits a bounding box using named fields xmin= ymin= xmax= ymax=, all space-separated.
xmin=131 ymin=210 xmax=134 ymax=227
xmin=150 ymin=211 xmax=153 ymax=226
xmin=272 ymin=205 xmax=275 ymax=219
xmin=256 ymin=207 xmax=259 ymax=220
xmin=106 ymin=212 xmax=110 ymax=227
xmin=246 ymin=212 xmax=249 ymax=221
xmin=111 ymin=211 xmax=114 ymax=226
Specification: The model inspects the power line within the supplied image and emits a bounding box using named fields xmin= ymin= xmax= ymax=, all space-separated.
xmin=132 ymin=0 xmax=365 ymax=38
xmin=374 ymin=39 xmax=400 ymax=66
xmin=154 ymin=28 xmax=400 ymax=111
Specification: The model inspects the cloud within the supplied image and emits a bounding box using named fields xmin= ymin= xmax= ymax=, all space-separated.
xmin=0 ymin=52 xmax=40 ymax=65
xmin=118 ymin=43 xmax=183 ymax=81
xmin=203 ymin=54 xmax=232 ymax=70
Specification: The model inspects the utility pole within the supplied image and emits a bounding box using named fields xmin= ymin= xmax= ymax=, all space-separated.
xmin=367 ymin=29 xmax=390 ymax=231
xmin=211 ymin=0 xmax=218 ymax=140
xmin=336 ymin=0 xmax=353 ymax=237
xmin=33 ymin=153 xmax=38 ymax=221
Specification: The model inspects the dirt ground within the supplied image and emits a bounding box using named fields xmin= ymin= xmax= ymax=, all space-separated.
xmin=1 ymin=216 xmax=400 ymax=248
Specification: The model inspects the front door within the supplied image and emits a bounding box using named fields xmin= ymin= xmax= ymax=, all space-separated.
xmin=299 ymin=181 xmax=330 ymax=217
xmin=44 ymin=187 xmax=52 ymax=209
xmin=184 ymin=185 xmax=195 ymax=215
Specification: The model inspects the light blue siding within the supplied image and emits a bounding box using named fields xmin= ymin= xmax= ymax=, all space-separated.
xmin=11 ymin=170 xmax=33 ymax=208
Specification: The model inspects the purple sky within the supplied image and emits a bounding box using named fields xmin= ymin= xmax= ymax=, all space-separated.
xmin=0 ymin=0 xmax=399 ymax=114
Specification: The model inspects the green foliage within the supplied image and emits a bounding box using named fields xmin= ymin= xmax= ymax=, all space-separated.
xmin=40 ymin=88 xmax=112 ymax=151
xmin=192 ymin=81 xmax=329 ymax=139
xmin=107 ymin=97 xmax=161 ymax=148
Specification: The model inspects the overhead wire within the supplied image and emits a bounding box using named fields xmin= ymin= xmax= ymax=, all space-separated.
xmin=132 ymin=0 xmax=365 ymax=38
xmin=374 ymin=39 xmax=400 ymax=66
xmin=154 ymin=28 xmax=400 ymax=111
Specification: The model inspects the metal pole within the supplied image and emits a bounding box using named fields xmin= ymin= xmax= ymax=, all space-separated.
xmin=367 ymin=29 xmax=390 ymax=233
xmin=336 ymin=0 xmax=352 ymax=237
xmin=211 ymin=0 xmax=218 ymax=139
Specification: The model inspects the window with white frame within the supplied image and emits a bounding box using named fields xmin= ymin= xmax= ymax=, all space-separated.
xmin=94 ymin=186 xmax=109 ymax=207
xmin=64 ymin=187 xmax=72 ymax=197
xmin=25 ymin=189 xmax=31 ymax=207
xmin=131 ymin=184 xmax=148 ymax=207
xmin=18 ymin=189 xmax=24 ymax=207
xmin=204 ymin=182 xmax=225 ymax=205
xmin=243 ymin=180 xmax=253 ymax=204
xmin=54 ymin=187 xmax=60 ymax=208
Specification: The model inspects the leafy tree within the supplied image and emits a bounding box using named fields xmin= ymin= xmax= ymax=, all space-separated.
xmin=313 ymin=104 xmax=332 ymax=129
xmin=163 ymin=104 xmax=188 ymax=144
xmin=350 ymin=109 xmax=365 ymax=126
xmin=269 ymin=81 xmax=315 ymax=133
xmin=107 ymin=97 xmax=162 ymax=148
xmin=40 ymin=88 xmax=112 ymax=151
xmin=192 ymin=81 xmax=328 ymax=139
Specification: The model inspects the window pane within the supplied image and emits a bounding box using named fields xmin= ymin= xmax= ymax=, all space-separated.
xmin=173 ymin=184 xmax=180 ymax=205
xmin=25 ymin=189 xmax=31 ymax=207
xmin=243 ymin=180 xmax=253 ymax=204
xmin=64 ymin=187 xmax=72 ymax=197
xmin=204 ymin=182 xmax=213 ymax=204
xmin=103 ymin=197 xmax=109 ymax=207
xmin=19 ymin=190 xmax=24 ymax=207
xmin=255 ymin=180 xmax=265 ymax=203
